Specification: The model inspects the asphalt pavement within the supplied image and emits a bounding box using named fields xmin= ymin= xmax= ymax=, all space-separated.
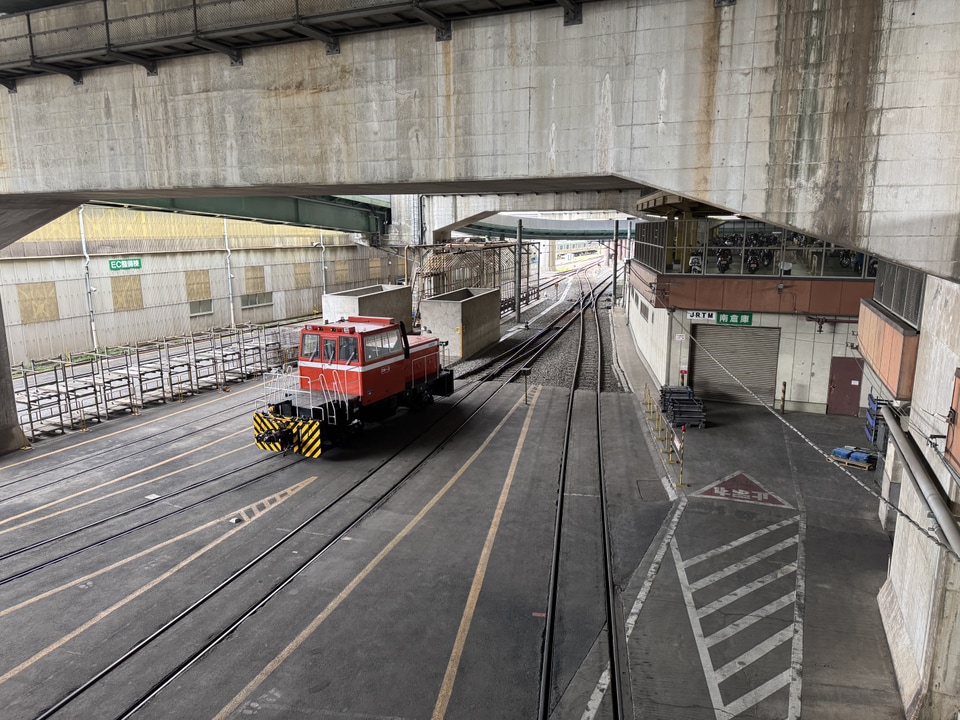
xmin=605 ymin=305 xmax=903 ymax=720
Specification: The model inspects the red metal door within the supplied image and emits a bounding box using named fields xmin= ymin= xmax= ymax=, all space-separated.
xmin=827 ymin=357 xmax=864 ymax=415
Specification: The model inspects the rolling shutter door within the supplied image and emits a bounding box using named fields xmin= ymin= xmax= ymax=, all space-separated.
xmin=691 ymin=325 xmax=781 ymax=404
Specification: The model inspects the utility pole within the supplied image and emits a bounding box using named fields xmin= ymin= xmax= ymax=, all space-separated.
xmin=612 ymin=220 xmax=619 ymax=304
xmin=515 ymin=220 xmax=523 ymax=323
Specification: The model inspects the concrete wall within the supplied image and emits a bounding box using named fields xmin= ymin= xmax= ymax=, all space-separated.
xmin=321 ymin=285 xmax=413 ymax=327
xmin=420 ymin=288 xmax=500 ymax=361
xmin=867 ymin=276 xmax=960 ymax=718
xmin=0 ymin=1 xmax=957 ymax=280
xmin=0 ymin=297 xmax=27 ymax=454
xmin=625 ymin=285 xmax=670 ymax=386
xmin=0 ymin=207 xmax=398 ymax=363
xmin=910 ymin=277 xmax=960 ymax=503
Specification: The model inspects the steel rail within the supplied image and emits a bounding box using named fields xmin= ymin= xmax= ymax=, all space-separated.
xmin=593 ymin=277 xmax=627 ymax=720
xmin=0 ymin=454 xmax=301 ymax=586
xmin=537 ymin=274 xmax=590 ymax=720
xmin=0 ymin=400 xmax=257 ymax=500
xmin=32 ymin=357 xmax=517 ymax=719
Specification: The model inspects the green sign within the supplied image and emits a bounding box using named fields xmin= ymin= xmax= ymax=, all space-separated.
xmin=109 ymin=258 xmax=142 ymax=271
xmin=717 ymin=312 xmax=753 ymax=326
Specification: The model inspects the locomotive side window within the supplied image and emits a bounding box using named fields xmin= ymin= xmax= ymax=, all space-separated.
xmin=301 ymin=333 xmax=320 ymax=360
xmin=323 ymin=338 xmax=336 ymax=361
xmin=339 ymin=335 xmax=359 ymax=363
xmin=364 ymin=329 xmax=403 ymax=360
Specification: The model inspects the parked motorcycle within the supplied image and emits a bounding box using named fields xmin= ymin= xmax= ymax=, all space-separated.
xmin=689 ymin=250 xmax=704 ymax=274
xmin=839 ymin=249 xmax=852 ymax=268
xmin=716 ymin=249 xmax=732 ymax=274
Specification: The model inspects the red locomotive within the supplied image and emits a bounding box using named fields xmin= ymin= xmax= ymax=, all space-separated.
xmin=254 ymin=316 xmax=454 ymax=457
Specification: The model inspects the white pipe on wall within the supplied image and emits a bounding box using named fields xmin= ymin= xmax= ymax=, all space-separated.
xmin=881 ymin=406 xmax=960 ymax=557
xmin=79 ymin=206 xmax=99 ymax=352
xmin=224 ymin=217 xmax=235 ymax=328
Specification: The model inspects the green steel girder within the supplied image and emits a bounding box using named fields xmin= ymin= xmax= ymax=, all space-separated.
xmin=99 ymin=195 xmax=390 ymax=235
xmin=465 ymin=221 xmax=630 ymax=241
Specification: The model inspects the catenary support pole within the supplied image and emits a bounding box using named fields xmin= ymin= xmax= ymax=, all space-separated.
xmin=515 ymin=219 xmax=523 ymax=324
xmin=612 ymin=219 xmax=618 ymax=304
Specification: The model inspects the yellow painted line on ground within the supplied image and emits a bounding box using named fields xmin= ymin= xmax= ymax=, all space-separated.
xmin=432 ymin=385 xmax=542 ymax=719
xmin=0 ymin=476 xmax=316 ymax=686
xmin=3 ymin=383 xmax=259 ymax=470
xmin=0 ymin=429 xmax=248 ymax=534
xmin=212 ymin=391 xmax=533 ymax=720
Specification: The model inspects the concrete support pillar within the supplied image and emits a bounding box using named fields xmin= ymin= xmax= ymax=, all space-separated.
xmin=0 ymin=301 xmax=28 ymax=455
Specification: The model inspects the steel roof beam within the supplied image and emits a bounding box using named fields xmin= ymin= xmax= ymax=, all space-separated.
xmin=293 ymin=22 xmax=340 ymax=54
xmin=554 ymin=0 xmax=582 ymax=25
xmin=410 ymin=1 xmax=452 ymax=41
xmin=191 ymin=38 xmax=243 ymax=65
xmin=104 ymin=50 xmax=158 ymax=75
xmin=29 ymin=60 xmax=81 ymax=84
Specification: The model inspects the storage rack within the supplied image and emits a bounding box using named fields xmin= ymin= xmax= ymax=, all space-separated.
xmin=10 ymin=322 xmax=290 ymax=440
xmin=659 ymin=385 xmax=707 ymax=428
xmin=865 ymin=392 xmax=890 ymax=448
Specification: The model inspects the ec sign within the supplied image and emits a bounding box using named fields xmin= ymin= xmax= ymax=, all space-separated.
xmin=109 ymin=258 xmax=142 ymax=271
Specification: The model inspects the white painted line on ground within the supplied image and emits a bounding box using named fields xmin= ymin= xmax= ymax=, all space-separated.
xmin=580 ymin=497 xmax=688 ymax=720
xmin=788 ymin=507 xmax=807 ymax=720
xmin=683 ymin=516 xmax=799 ymax=568
xmin=660 ymin=475 xmax=678 ymax=501
xmin=705 ymin=592 xmax=796 ymax=648
xmin=670 ymin=514 xmax=804 ymax=719
xmin=689 ymin=537 xmax=799 ymax=591
xmin=724 ymin=669 xmax=792 ymax=717
xmin=624 ymin=498 xmax=689 ymax=639
xmin=671 ymin=537 xmax=727 ymax=715
xmin=714 ymin=626 xmax=795 ymax=681
xmin=697 ymin=563 xmax=797 ymax=619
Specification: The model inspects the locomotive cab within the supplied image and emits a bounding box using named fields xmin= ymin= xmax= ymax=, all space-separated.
xmin=254 ymin=316 xmax=454 ymax=457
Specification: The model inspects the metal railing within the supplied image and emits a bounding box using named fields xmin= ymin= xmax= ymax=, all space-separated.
xmin=13 ymin=323 xmax=284 ymax=441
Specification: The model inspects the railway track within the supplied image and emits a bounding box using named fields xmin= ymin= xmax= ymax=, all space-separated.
xmin=536 ymin=272 xmax=628 ymax=720
xmin=4 ymin=268 xmax=633 ymax=720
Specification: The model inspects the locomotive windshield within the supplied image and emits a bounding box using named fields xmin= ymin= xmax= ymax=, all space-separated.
xmin=338 ymin=336 xmax=359 ymax=363
xmin=363 ymin=329 xmax=403 ymax=361
xmin=300 ymin=332 xmax=320 ymax=360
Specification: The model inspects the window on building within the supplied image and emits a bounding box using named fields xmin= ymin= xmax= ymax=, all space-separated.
xmin=335 ymin=260 xmax=350 ymax=284
xmin=186 ymin=270 xmax=212 ymax=316
xmin=189 ymin=299 xmax=213 ymax=316
xmin=240 ymin=292 xmax=273 ymax=308
xmin=294 ymin=263 xmax=312 ymax=290
xmin=874 ymin=261 xmax=924 ymax=329
xmin=946 ymin=369 xmax=960 ymax=474
xmin=17 ymin=282 xmax=60 ymax=324
xmin=245 ymin=265 xmax=266 ymax=294
xmin=112 ymin=275 xmax=144 ymax=312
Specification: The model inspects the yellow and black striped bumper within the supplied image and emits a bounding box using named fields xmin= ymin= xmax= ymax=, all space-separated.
xmin=253 ymin=412 xmax=323 ymax=458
